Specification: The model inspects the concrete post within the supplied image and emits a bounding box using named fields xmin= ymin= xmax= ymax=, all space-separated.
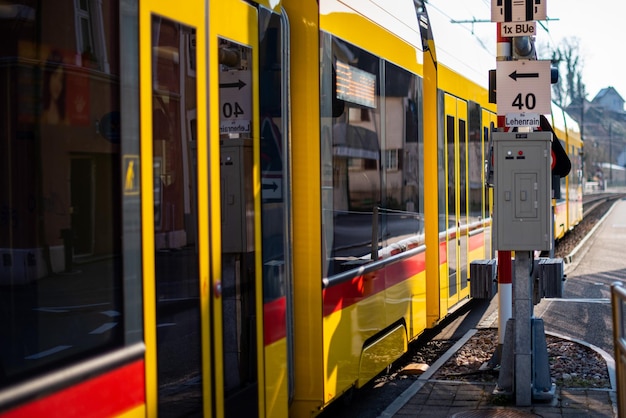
xmin=514 ymin=251 xmax=532 ymax=406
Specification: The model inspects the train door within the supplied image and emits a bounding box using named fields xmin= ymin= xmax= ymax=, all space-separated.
xmin=443 ymin=94 xmax=470 ymax=309
xmin=482 ymin=109 xmax=497 ymax=258
xmin=467 ymin=101 xmax=485 ymax=264
xmin=140 ymin=2 xmax=291 ymax=416
xmin=139 ymin=1 xmax=209 ymax=416
xmin=210 ymin=2 xmax=292 ymax=418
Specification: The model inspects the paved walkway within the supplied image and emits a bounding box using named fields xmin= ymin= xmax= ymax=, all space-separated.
xmin=382 ymin=198 xmax=626 ymax=417
xmin=391 ymin=381 xmax=614 ymax=417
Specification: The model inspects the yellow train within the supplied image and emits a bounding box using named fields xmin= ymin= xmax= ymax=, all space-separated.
xmin=551 ymin=103 xmax=584 ymax=241
xmin=0 ymin=0 xmax=581 ymax=417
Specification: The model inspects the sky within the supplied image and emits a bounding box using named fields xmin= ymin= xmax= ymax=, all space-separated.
xmin=429 ymin=0 xmax=626 ymax=102
xmin=539 ymin=0 xmax=624 ymax=100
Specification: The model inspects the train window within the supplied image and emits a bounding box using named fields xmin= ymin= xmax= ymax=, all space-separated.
xmin=483 ymin=126 xmax=490 ymax=219
xmin=152 ymin=16 xmax=202 ymax=415
xmin=445 ymin=114 xmax=457 ymax=297
xmin=459 ymin=119 xmax=467 ymax=224
xmin=437 ymin=91 xmax=447 ymax=232
xmin=258 ymin=5 xmax=294 ymax=400
xmin=218 ymin=35 xmax=260 ymax=415
xmin=320 ymin=33 xmax=425 ymax=278
xmin=468 ymin=102 xmax=482 ymax=223
xmin=382 ymin=61 xmax=424 ymax=248
xmin=458 ymin=118 xmax=468 ymax=292
xmin=259 ymin=9 xmax=287 ymax=320
xmin=0 ymin=1 xmax=125 ymax=388
xmin=446 ymin=115 xmax=456 ymax=228
xmin=320 ymin=34 xmax=382 ymax=276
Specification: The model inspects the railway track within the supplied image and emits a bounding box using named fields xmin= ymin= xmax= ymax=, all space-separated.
xmin=582 ymin=192 xmax=625 ymax=218
xmin=555 ymin=192 xmax=626 ymax=258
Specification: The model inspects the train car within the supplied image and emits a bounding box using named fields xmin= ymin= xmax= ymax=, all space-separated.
xmin=289 ymin=0 xmax=499 ymax=414
xmin=551 ymin=102 xmax=584 ymax=241
xmin=0 ymin=0 xmax=580 ymax=417
xmin=1 ymin=1 xmax=295 ymax=417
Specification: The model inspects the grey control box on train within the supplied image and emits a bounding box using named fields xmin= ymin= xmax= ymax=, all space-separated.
xmin=493 ymin=132 xmax=552 ymax=251
xmin=220 ymin=138 xmax=254 ymax=253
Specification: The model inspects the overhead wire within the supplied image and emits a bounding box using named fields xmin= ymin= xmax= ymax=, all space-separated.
xmin=427 ymin=0 xmax=494 ymax=56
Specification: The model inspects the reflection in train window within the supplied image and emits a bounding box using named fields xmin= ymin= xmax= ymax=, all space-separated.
xmin=151 ymin=15 xmax=202 ymax=416
xmin=468 ymin=101 xmax=483 ymax=223
xmin=0 ymin=1 xmax=124 ymax=388
xmin=320 ymin=34 xmax=424 ymax=278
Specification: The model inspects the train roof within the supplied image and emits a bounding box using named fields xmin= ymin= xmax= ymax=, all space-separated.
xmin=320 ymin=0 xmax=497 ymax=90
xmin=426 ymin=0 xmax=496 ymax=89
xmin=551 ymin=101 xmax=581 ymax=142
xmin=551 ymin=102 xmax=579 ymax=133
xmin=320 ymin=0 xmax=424 ymax=65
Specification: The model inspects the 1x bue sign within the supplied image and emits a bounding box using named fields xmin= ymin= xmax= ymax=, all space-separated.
xmin=496 ymin=60 xmax=551 ymax=115
xmin=500 ymin=21 xmax=536 ymax=37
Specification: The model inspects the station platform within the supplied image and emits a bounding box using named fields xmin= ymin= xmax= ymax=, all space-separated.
xmin=380 ymin=198 xmax=626 ymax=418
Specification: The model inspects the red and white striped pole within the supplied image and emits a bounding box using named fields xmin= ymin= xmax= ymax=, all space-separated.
xmin=496 ymin=22 xmax=512 ymax=348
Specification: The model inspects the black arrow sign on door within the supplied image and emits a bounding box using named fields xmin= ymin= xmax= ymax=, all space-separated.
xmin=219 ymin=79 xmax=247 ymax=89
xmin=508 ymin=70 xmax=539 ymax=81
xmin=262 ymin=181 xmax=278 ymax=192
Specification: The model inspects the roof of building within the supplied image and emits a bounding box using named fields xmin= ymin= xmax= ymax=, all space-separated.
xmin=593 ymin=86 xmax=625 ymax=104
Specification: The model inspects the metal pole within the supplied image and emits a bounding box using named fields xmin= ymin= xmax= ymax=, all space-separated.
xmin=496 ymin=22 xmax=512 ymax=353
xmin=611 ymin=282 xmax=626 ymax=416
xmin=609 ymin=123 xmax=613 ymax=188
xmin=514 ymin=251 xmax=533 ymax=405
xmin=371 ymin=206 xmax=379 ymax=261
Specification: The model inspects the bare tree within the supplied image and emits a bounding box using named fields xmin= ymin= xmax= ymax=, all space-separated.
xmin=549 ymin=37 xmax=586 ymax=107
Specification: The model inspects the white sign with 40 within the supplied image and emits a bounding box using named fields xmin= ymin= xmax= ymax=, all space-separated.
xmin=219 ymin=69 xmax=252 ymax=135
xmin=496 ymin=60 xmax=551 ymax=116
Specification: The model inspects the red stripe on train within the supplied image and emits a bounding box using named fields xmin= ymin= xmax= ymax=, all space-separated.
xmin=468 ymin=231 xmax=484 ymax=252
xmin=264 ymin=296 xmax=287 ymax=346
xmin=439 ymin=241 xmax=447 ymax=263
xmin=323 ymin=252 xmax=426 ymax=316
xmin=554 ymin=200 xmax=566 ymax=214
xmin=2 ymin=360 xmax=145 ymax=418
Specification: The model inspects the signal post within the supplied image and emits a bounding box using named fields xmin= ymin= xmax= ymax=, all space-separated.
xmin=490 ymin=0 xmax=565 ymax=406
xmin=494 ymin=22 xmax=512 ymax=373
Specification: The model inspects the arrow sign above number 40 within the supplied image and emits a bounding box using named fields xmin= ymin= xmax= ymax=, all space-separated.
xmin=496 ymin=60 xmax=551 ymax=116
